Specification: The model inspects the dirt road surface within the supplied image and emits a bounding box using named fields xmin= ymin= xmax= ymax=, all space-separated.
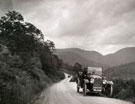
xmin=34 ymin=74 xmax=132 ymax=104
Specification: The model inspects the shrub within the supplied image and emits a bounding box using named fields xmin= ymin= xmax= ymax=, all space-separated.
xmin=112 ymin=79 xmax=135 ymax=102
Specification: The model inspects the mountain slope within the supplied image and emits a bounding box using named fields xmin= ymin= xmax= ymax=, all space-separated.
xmin=56 ymin=48 xmax=103 ymax=63
xmin=104 ymin=62 xmax=135 ymax=79
xmin=55 ymin=47 xmax=135 ymax=67
xmin=55 ymin=48 xmax=105 ymax=67
xmin=57 ymin=51 xmax=104 ymax=67
xmin=103 ymin=47 xmax=135 ymax=67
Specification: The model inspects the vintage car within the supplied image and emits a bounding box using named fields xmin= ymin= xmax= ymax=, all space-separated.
xmin=76 ymin=67 xmax=113 ymax=96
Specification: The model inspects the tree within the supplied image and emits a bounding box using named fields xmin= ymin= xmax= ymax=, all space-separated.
xmin=0 ymin=11 xmax=44 ymax=57
xmin=45 ymin=40 xmax=55 ymax=52
xmin=0 ymin=11 xmax=65 ymax=104
xmin=73 ymin=62 xmax=82 ymax=72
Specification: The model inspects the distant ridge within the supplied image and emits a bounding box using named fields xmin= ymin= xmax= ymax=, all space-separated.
xmin=56 ymin=50 xmax=104 ymax=67
xmin=55 ymin=47 xmax=135 ymax=67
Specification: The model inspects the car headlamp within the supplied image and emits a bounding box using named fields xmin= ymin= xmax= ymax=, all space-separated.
xmin=103 ymin=79 xmax=107 ymax=84
xmin=90 ymin=78 xmax=94 ymax=83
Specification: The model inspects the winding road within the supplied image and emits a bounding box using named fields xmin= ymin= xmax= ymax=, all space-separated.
xmin=34 ymin=74 xmax=132 ymax=104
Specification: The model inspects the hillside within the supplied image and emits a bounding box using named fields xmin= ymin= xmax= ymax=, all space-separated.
xmin=55 ymin=49 xmax=107 ymax=68
xmin=55 ymin=47 xmax=135 ymax=67
xmin=0 ymin=11 xmax=65 ymax=104
xmin=104 ymin=62 xmax=135 ymax=79
xmin=103 ymin=47 xmax=135 ymax=67
xmin=57 ymin=51 xmax=103 ymax=67
xmin=57 ymin=48 xmax=103 ymax=62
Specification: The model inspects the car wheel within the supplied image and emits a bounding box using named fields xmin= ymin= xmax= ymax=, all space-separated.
xmin=109 ymin=85 xmax=113 ymax=97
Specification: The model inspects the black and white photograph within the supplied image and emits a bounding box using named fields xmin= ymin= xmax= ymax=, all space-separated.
xmin=0 ymin=0 xmax=135 ymax=104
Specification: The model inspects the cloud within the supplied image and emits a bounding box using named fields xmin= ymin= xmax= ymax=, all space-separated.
xmin=1 ymin=0 xmax=135 ymax=54
xmin=0 ymin=0 xmax=13 ymax=16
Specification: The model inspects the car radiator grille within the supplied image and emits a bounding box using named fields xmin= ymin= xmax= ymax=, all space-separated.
xmin=93 ymin=78 xmax=102 ymax=88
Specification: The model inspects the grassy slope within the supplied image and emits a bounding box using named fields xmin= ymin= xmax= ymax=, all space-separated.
xmin=104 ymin=62 xmax=135 ymax=79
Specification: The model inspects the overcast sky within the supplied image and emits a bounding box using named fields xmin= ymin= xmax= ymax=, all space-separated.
xmin=0 ymin=0 xmax=135 ymax=55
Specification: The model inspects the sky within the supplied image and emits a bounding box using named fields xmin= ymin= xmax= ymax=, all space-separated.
xmin=0 ymin=0 xmax=135 ymax=55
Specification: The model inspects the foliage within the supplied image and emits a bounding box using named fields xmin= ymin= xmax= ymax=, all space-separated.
xmin=0 ymin=11 xmax=64 ymax=104
xmin=112 ymin=79 xmax=135 ymax=103
xmin=0 ymin=11 xmax=44 ymax=57
xmin=73 ymin=62 xmax=82 ymax=72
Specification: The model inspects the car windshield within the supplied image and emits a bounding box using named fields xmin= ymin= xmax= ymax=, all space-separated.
xmin=87 ymin=67 xmax=102 ymax=76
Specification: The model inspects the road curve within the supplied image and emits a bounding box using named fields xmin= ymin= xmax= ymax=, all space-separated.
xmin=34 ymin=74 xmax=132 ymax=104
